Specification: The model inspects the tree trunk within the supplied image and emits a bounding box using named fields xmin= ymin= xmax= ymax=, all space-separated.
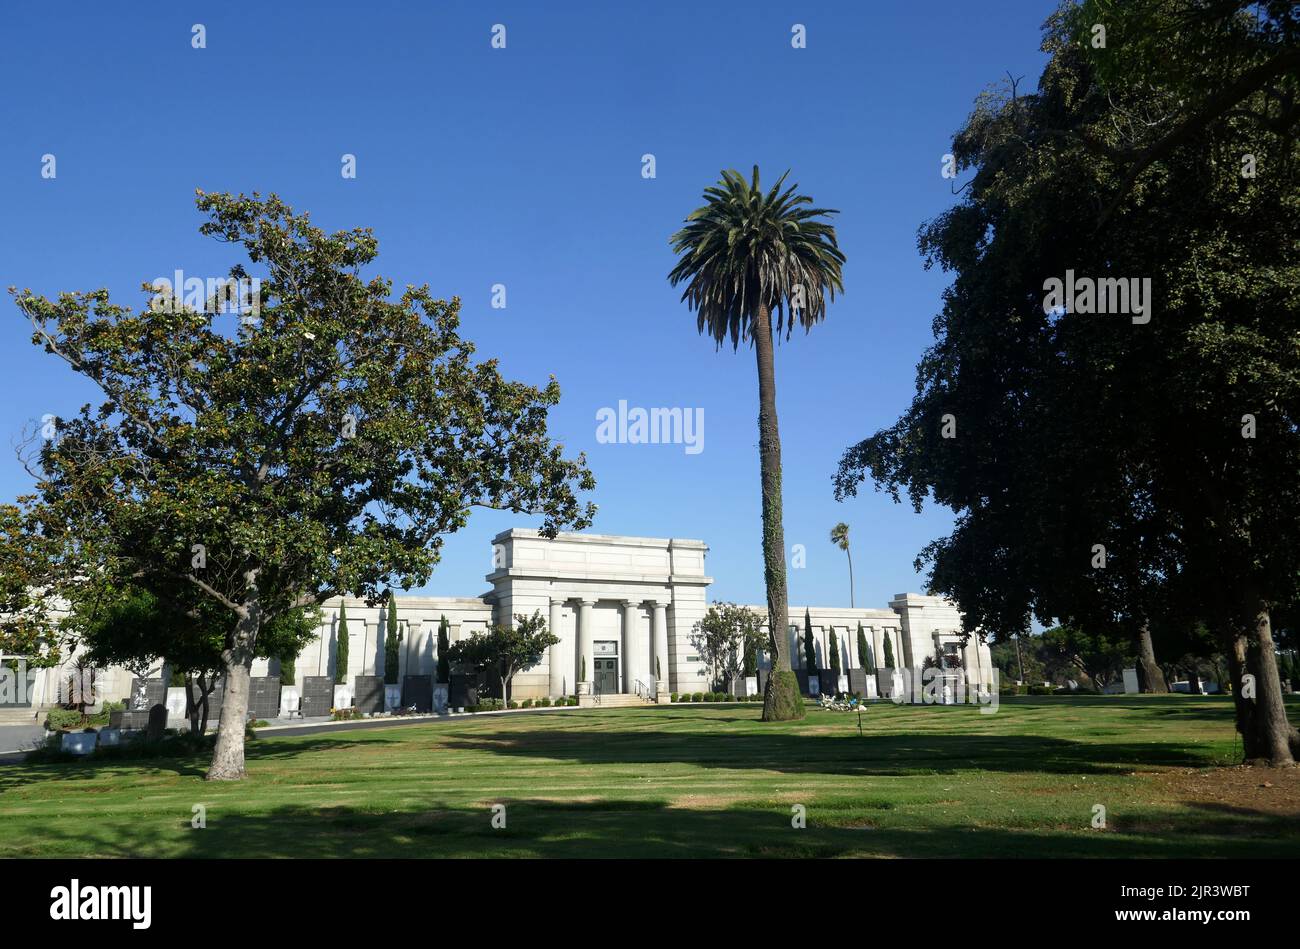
xmin=207 ymin=605 xmax=259 ymax=781
xmin=1224 ymin=628 xmax=1260 ymax=760
xmin=1242 ymin=591 xmax=1297 ymax=766
xmin=752 ymin=304 xmax=802 ymax=722
xmin=1136 ymin=624 xmax=1168 ymax=693
xmin=846 ymin=549 xmax=855 ymax=608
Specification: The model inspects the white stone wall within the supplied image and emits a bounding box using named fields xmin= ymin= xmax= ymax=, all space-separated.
xmin=24 ymin=532 xmax=982 ymax=708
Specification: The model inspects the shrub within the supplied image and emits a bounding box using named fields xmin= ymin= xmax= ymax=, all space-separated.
xmin=521 ymin=699 xmax=533 ymax=708
xmin=539 ymin=697 xmax=550 ymax=707
xmin=1028 ymin=684 xmax=1056 ymax=696
xmin=692 ymin=692 xmax=703 ymax=702
xmin=507 ymin=700 xmax=518 ymax=709
xmin=44 ymin=709 xmax=86 ymax=731
xmin=670 ymin=692 xmax=679 ymax=703
xmin=330 ymin=707 xmax=363 ymax=721
xmin=725 ymin=693 xmax=736 ymax=702
xmin=702 ymin=692 xmax=714 ymax=702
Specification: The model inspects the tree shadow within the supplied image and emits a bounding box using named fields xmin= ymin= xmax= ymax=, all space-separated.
xmin=444 ymin=728 xmax=1211 ymax=777
xmin=0 ymin=735 xmax=404 ymax=793
xmin=13 ymin=796 xmax=1297 ymax=859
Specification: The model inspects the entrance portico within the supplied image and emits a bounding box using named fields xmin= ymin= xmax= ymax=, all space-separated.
xmin=485 ymin=529 xmax=713 ymax=699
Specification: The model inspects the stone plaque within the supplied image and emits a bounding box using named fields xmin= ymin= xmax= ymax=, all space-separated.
xmin=129 ymin=677 xmax=166 ymax=711
xmin=354 ymin=675 xmax=384 ymax=714
xmin=301 ymin=676 xmax=335 ymax=718
xmin=247 ymin=676 xmax=281 ymax=721
xmin=402 ymin=674 xmax=433 ymax=712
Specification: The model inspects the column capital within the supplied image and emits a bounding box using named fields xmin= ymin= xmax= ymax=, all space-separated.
xmin=621 ymin=599 xmax=639 ymax=609
xmin=578 ymin=598 xmax=597 ymax=608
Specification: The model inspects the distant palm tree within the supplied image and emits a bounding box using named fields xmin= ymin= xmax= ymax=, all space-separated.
xmin=830 ymin=522 xmax=854 ymax=607
xmin=669 ymin=166 xmax=845 ymax=721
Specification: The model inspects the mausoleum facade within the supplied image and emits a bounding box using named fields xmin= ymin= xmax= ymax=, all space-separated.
xmin=259 ymin=529 xmax=992 ymax=701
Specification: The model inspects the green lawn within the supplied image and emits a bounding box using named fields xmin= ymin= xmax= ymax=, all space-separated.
xmin=2 ymin=696 xmax=1297 ymax=858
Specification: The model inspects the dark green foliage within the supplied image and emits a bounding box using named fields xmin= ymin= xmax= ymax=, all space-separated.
xmin=335 ymin=602 xmax=350 ymax=685
xmin=829 ymin=629 xmax=842 ymax=678
xmin=883 ymin=633 xmax=895 ymax=670
xmin=803 ymin=609 xmax=816 ymax=672
xmin=436 ymin=615 xmax=451 ymax=684
xmin=857 ymin=623 xmax=871 ymax=670
xmin=383 ymin=590 xmax=401 ymax=685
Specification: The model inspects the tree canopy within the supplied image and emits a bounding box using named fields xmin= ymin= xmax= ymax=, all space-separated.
xmin=11 ymin=191 xmax=595 ymax=778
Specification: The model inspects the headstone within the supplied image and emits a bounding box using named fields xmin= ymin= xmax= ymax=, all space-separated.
xmin=247 ymin=677 xmax=281 ymax=721
xmin=129 ymin=677 xmax=166 ymax=711
xmin=846 ymin=668 xmax=868 ymax=695
xmin=146 ymin=703 xmax=168 ymax=742
xmin=402 ymin=674 xmax=433 ymax=712
xmin=353 ymin=675 xmax=384 ymax=715
xmin=1122 ymin=668 xmax=1140 ymax=694
xmin=743 ymin=675 xmax=758 ymax=697
xmin=301 ymin=676 xmax=335 ymax=717
xmin=165 ymin=687 xmax=187 ymax=718
xmin=432 ymin=683 xmax=449 ymax=713
xmin=807 ymin=675 xmax=821 ymax=696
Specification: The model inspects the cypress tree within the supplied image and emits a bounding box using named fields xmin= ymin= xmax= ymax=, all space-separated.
xmin=829 ymin=628 xmax=841 ymax=678
xmin=857 ymin=622 xmax=870 ymax=670
xmin=803 ymin=608 xmax=816 ymax=673
xmin=335 ymin=601 xmax=350 ymax=684
xmin=436 ymin=614 xmax=451 ymax=684
xmin=883 ymin=630 xmax=895 ymax=669
xmin=383 ymin=589 xmax=401 ymax=685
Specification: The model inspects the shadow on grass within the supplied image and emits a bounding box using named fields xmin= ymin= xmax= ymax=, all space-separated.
xmin=14 ymin=796 xmax=1297 ymax=859
xmin=446 ymin=729 xmax=1215 ymax=776
xmin=0 ymin=735 xmax=405 ymax=793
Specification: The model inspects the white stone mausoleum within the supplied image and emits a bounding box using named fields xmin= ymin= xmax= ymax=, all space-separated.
xmin=265 ymin=529 xmax=991 ymax=701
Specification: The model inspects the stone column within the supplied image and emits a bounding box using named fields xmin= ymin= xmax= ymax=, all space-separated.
xmin=549 ymin=599 xmax=566 ymax=697
xmin=622 ymin=600 xmax=640 ymax=693
xmin=651 ymin=601 xmax=669 ymax=692
xmin=576 ymin=599 xmax=595 ymax=688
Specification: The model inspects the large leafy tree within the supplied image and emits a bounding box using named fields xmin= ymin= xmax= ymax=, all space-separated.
xmin=446 ymin=610 xmax=558 ymax=705
xmin=835 ymin=4 xmax=1300 ymax=764
xmin=0 ymin=500 xmax=67 ymax=668
xmin=12 ymin=191 xmax=595 ymax=779
xmin=689 ymin=602 xmax=765 ymax=692
xmin=669 ymin=167 xmax=844 ymax=722
xmin=79 ymin=582 xmax=316 ymax=735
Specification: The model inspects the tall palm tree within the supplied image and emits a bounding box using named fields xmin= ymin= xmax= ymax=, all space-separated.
xmin=669 ymin=166 xmax=845 ymax=721
xmin=830 ymin=522 xmax=854 ymax=607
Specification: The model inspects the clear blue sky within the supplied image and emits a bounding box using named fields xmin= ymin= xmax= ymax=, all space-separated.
xmin=0 ymin=0 xmax=1054 ymax=609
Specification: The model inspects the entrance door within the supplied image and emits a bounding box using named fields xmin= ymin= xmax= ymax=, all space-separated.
xmin=594 ymin=658 xmax=619 ymax=695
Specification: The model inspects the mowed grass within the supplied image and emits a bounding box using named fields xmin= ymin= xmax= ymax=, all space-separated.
xmin=1 ymin=696 xmax=1298 ymax=858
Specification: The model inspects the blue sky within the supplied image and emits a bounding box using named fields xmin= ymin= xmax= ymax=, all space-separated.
xmin=0 ymin=0 xmax=1054 ymax=609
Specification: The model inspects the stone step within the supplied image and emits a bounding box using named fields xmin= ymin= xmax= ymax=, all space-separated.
xmin=589 ymin=693 xmax=656 ymax=708
xmin=0 ymin=708 xmax=43 ymax=724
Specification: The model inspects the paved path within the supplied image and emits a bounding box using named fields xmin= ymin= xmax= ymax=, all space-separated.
xmin=0 ymin=724 xmax=47 ymax=755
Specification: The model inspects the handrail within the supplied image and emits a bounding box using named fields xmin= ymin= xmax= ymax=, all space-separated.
xmin=633 ymin=678 xmax=656 ymax=702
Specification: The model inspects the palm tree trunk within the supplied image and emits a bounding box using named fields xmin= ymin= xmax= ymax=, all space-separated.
xmin=846 ymin=548 xmax=855 ymax=608
xmin=753 ymin=304 xmax=803 ymax=721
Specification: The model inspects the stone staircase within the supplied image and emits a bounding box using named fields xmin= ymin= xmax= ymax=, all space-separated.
xmin=582 ymin=693 xmax=657 ymax=709
xmin=0 ymin=707 xmax=43 ymax=724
